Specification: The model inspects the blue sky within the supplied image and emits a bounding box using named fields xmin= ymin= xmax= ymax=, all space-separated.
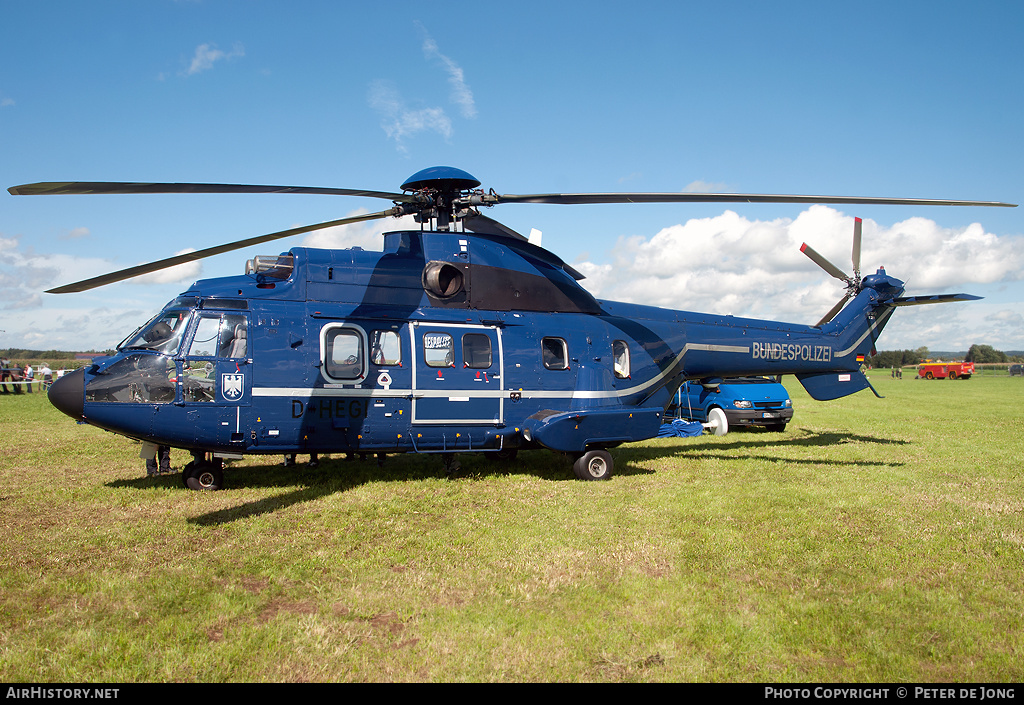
xmin=2 ymin=0 xmax=1022 ymax=354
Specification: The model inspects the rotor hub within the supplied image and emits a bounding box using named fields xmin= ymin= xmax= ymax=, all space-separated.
xmin=401 ymin=166 xmax=481 ymax=193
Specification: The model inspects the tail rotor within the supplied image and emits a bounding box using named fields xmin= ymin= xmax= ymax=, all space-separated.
xmin=801 ymin=217 xmax=864 ymax=327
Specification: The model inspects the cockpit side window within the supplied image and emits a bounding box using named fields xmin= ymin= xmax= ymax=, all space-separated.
xmin=186 ymin=314 xmax=247 ymax=359
xmin=187 ymin=316 xmax=222 ymax=358
xmin=220 ymin=315 xmax=247 ymax=359
xmin=122 ymin=309 xmax=191 ymax=355
xmin=85 ymin=353 xmax=176 ymax=404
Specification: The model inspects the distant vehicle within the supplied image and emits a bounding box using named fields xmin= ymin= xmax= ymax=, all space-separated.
xmin=671 ymin=376 xmax=793 ymax=434
xmin=1010 ymin=364 xmax=1023 ymax=377
xmin=917 ymin=361 xmax=974 ymax=380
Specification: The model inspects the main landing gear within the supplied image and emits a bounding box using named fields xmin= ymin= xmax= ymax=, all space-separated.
xmin=444 ymin=447 xmax=614 ymax=481
xmin=571 ymin=449 xmax=613 ymax=481
xmin=181 ymin=452 xmax=224 ymax=491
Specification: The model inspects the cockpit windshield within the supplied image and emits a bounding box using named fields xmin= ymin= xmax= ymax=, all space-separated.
xmin=120 ymin=309 xmax=192 ymax=355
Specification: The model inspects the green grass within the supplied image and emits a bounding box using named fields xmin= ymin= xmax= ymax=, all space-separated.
xmin=1 ymin=372 xmax=1022 ymax=682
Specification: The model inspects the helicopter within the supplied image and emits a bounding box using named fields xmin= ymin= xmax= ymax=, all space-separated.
xmin=9 ymin=166 xmax=1015 ymax=489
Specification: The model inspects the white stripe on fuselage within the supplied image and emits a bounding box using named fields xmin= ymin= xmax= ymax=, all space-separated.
xmin=251 ymin=342 xmax=749 ymax=401
xmin=834 ymin=309 xmax=893 ymax=358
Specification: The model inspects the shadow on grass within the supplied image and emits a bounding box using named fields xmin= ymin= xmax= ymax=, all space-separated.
xmin=109 ymin=426 xmax=907 ymax=525
xmin=624 ymin=427 xmax=910 ymax=469
xmin=110 ymin=449 xmax=585 ymax=526
xmin=659 ymin=426 xmax=908 ymax=451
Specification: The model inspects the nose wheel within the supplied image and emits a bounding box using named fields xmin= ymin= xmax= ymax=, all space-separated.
xmin=181 ymin=454 xmax=224 ymax=491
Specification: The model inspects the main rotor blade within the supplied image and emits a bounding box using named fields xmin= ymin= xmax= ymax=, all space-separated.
xmin=800 ymin=243 xmax=851 ymax=283
xmin=46 ymin=208 xmax=399 ymax=294
xmin=852 ymin=217 xmax=862 ymax=274
xmin=9 ymin=181 xmax=416 ymax=202
xmin=816 ymin=292 xmax=852 ymax=327
xmin=492 ymin=192 xmax=1017 ymax=207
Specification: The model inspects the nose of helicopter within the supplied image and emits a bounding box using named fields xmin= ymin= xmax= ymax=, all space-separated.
xmin=48 ymin=368 xmax=86 ymax=421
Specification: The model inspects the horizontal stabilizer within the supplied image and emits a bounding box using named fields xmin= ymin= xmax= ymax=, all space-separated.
xmin=888 ymin=294 xmax=982 ymax=307
xmin=796 ymin=370 xmax=872 ymax=401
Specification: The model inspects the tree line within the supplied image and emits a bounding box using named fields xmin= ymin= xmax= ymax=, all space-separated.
xmin=870 ymin=344 xmax=1022 ymax=368
xmin=1 ymin=348 xmax=115 ymax=361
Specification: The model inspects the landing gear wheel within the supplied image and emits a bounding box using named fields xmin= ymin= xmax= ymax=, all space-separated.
xmin=180 ymin=460 xmax=194 ymax=489
xmin=572 ymin=449 xmax=613 ymax=481
xmin=487 ymin=448 xmax=518 ymax=462
xmin=184 ymin=459 xmax=223 ymax=491
xmin=708 ymin=407 xmax=729 ymax=436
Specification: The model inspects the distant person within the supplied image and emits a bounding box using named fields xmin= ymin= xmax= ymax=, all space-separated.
xmin=283 ymin=453 xmax=320 ymax=468
xmin=23 ymin=364 xmax=34 ymax=393
xmin=0 ymin=358 xmax=10 ymax=394
xmin=146 ymin=446 xmax=172 ymax=476
xmin=39 ymin=363 xmax=53 ymax=389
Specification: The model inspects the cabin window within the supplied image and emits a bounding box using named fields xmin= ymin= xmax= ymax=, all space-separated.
xmin=462 ymin=333 xmax=492 ymax=369
xmin=423 ymin=332 xmax=454 ymax=368
xmin=542 ymin=337 xmax=569 ymax=370
xmin=370 ymin=330 xmax=401 ymax=366
xmin=322 ymin=326 xmax=366 ymax=381
xmin=613 ymin=340 xmax=630 ymax=379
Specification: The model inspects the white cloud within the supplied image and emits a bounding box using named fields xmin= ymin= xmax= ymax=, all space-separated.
xmin=368 ymin=80 xmax=452 ymax=152
xmin=421 ymin=33 xmax=477 ymax=119
xmin=682 ymin=180 xmax=731 ymax=193
xmin=62 ymin=227 xmax=90 ymax=240
xmin=0 ymin=236 xmax=200 ymax=311
xmin=369 ymin=25 xmax=476 ymax=151
xmin=3 ymin=305 xmax=155 ymax=353
xmin=132 ymin=248 xmax=203 ymax=287
xmin=575 ymin=206 xmax=1024 ymax=350
xmin=301 ymin=209 xmax=420 ymax=250
xmin=185 ymin=42 xmax=245 ymax=76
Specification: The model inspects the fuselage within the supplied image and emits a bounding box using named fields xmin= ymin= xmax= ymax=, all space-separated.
xmin=49 ymin=229 xmax=900 ymax=457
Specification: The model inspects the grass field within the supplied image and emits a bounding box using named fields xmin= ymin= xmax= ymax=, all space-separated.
xmin=1 ymin=372 xmax=1022 ymax=682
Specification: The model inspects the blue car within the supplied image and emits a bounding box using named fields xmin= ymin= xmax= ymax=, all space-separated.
xmin=670 ymin=376 xmax=793 ymax=434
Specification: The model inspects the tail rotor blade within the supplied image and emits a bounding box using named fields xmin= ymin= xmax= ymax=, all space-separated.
xmin=852 ymin=217 xmax=862 ymax=275
xmin=801 ymin=243 xmax=851 ymax=283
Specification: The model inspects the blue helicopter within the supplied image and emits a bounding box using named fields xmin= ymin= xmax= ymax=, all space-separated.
xmin=10 ymin=167 xmax=1015 ymax=489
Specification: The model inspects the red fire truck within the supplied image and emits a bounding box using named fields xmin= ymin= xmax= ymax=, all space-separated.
xmin=917 ymin=361 xmax=974 ymax=380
